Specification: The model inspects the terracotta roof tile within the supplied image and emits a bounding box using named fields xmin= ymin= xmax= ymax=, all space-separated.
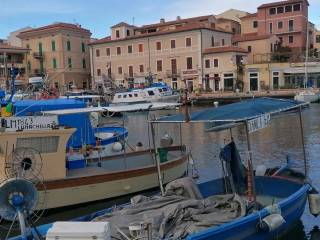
xmin=258 ymin=0 xmax=308 ymax=9
xmin=111 ymin=22 xmax=136 ymax=28
xmin=232 ymin=33 xmax=273 ymax=42
xmin=203 ymin=46 xmax=248 ymax=54
xmin=17 ymin=22 xmax=91 ymax=38
xmin=240 ymin=13 xmax=257 ymax=19
xmin=90 ymin=22 xmax=232 ymax=45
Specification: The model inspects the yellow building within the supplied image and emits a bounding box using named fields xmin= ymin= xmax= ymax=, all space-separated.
xmin=89 ymin=16 xmax=236 ymax=90
xmin=17 ymin=23 xmax=92 ymax=90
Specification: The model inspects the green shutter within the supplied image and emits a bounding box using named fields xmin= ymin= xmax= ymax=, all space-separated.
xmin=67 ymin=41 xmax=71 ymax=51
xmin=52 ymin=41 xmax=56 ymax=51
xmin=38 ymin=43 xmax=43 ymax=55
xmin=82 ymin=42 xmax=85 ymax=52
xmin=68 ymin=57 xmax=72 ymax=68
xmin=53 ymin=58 xmax=57 ymax=69
xmin=82 ymin=59 xmax=86 ymax=68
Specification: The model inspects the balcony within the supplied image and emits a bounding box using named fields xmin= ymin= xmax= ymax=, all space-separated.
xmin=33 ymin=52 xmax=44 ymax=59
xmin=166 ymin=69 xmax=181 ymax=78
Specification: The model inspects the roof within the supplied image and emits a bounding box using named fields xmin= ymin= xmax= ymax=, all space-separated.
xmin=111 ymin=22 xmax=136 ymax=28
xmin=140 ymin=15 xmax=213 ymax=29
xmin=17 ymin=22 xmax=91 ymax=38
xmin=203 ymin=46 xmax=248 ymax=54
xmin=240 ymin=13 xmax=257 ymax=19
xmin=90 ymin=22 xmax=232 ymax=45
xmin=258 ymin=0 xmax=308 ymax=9
xmin=232 ymin=33 xmax=273 ymax=43
xmin=152 ymin=98 xmax=305 ymax=123
xmin=0 ymin=43 xmax=29 ymax=53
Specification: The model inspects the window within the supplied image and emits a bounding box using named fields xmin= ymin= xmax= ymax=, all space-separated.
xmin=221 ymin=39 xmax=225 ymax=46
xmin=118 ymin=95 xmax=122 ymax=98
xmin=139 ymin=64 xmax=144 ymax=73
xmin=68 ymin=57 xmax=72 ymax=68
xmin=253 ymin=21 xmax=258 ymax=28
xmin=289 ymin=20 xmax=294 ymax=32
xmin=97 ymin=69 xmax=101 ymax=76
xmin=171 ymin=39 xmax=176 ymax=49
xmin=128 ymin=66 xmax=133 ymax=77
xmin=270 ymin=43 xmax=273 ymax=52
xmin=51 ymin=40 xmax=56 ymax=51
xmin=269 ymin=8 xmax=276 ymax=15
xmin=186 ymin=57 xmax=193 ymax=69
xmin=52 ymin=58 xmax=57 ymax=69
xmin=293 ymin=3 xmax=301 ymax=11
xmin=249 ymin=72 xmax=259 ymax=91
xmin=157 ymin=60 xmax=162 ymax=72
xmin=289 ymin=35 xmax=294 ymax=44
xmin=129 ymin=94 xmax=132 ymax=98
xmin=127 ymin=29 xmax=130 ymax=36
xmin=96 ymin=49 xmax=100 ymax=57
xmin=82 ymin=42 xmax=85 ymax=52
xmin=272 ymin=71 xmax=280 ymax=89
xmin=82 ymin=59 xmax=86 ymax=69
xmin=278 ymin=21 xmax=283 ymax=29
xmin=116 ymin=30 xmax=120 ymax=38
xmin=138 ymin=44 xmax=144 ymax=52
xmin=248 ymin=46 xmax=252 ymax=52
xmin=106 ymin=48 xmax=110 ymax=56
xmin=118 ymin=66 xmax=122 ymax=74
xmin=285 ymin=5 xmax=292 ymax=12
xmin=213 ymin=59 xmax=219 ymax=68
xmin=17 ymin=137 xmax=59 ymax=153
xmin=67 ymin=40 xmax=71 ymax=51
xmin=224 ymin=73 xmax=234 ymax=91
xmin=156 ymin=41 xmax=161 ymax=50
xmin=116 ymin=47 xmax=121 ymax=55
xmin=316 ymin=35 xmax=320 ymax=43
xmin=277 ymin=6 xmax=284 ymax=14
xmin=134 ymin=93 xmax=138 ymax=97
xmin=211 ymin=36 xmax=215 ymax=46
xmin=186 ymin=37 xmax=192 ymax=47
xmin=128 ymin=45 xmax=132 ymax=54
xmin=279 ymin=37 xmax=283 ymax=43
xmin=171 ymin=59 xmax=177 ymax=74
xmin=26 ymin=44 xmax=30 ymax=49
xmin=269 ymin=23 xmax=273 ymax=33
xmin=148 ymin=91 xmax=155 ymax=96
xmin=38 ymin=42 xmax=43 ymax=54
xmin=205 ymin=59 xmax=210 ymax=68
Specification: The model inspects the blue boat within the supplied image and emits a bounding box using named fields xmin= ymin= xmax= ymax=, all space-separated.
xmin=5 ymin=98 xmax=320 ymax=240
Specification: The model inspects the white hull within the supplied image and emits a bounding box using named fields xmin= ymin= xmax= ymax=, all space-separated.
xmin=294 ymin=92 xmax=319 ymax=103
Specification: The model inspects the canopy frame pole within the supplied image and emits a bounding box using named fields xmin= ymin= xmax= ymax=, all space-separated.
xmin=244 ymin=121 xmax=256 ymax=203
xmin=179 ymin=122 xmax=183 ymax=151
xmin=298 ymin=106 xmax=308 ymax=177
xmin=150 ymin=122 xmax=165 ymax=196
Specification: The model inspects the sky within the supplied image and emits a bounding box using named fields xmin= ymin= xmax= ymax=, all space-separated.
xmin=0 ymin=0 xmax=319 ymax=39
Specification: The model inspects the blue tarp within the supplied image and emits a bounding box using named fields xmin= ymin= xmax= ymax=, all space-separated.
xmin=13 ymin=99 xmax=95 ymax=148
xmin=154 ymin=98 xmax=305 ymax=123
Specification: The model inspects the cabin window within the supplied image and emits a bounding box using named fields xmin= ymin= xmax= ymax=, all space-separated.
xmin=123 ymin=95 xmax=127 ymax=98
xmin=17 ymin=136 xmax=59 ymax=153
xmin=159 ymin=88 xmax=163 ymax=92
xmin=134 ymin=93 xmax=138 ymax=97
xmin=117 ymin=95 xmax=122 ymax=98
xmin=148 ymin=91 xmax=155 ymax=96
xmin=162 ymin=88 xmax=167 ymax=92
xmin=129 ymin=94 xmax=132 ymax=97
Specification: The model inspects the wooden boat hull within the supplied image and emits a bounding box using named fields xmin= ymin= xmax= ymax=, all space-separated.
xmin=37 ymin=153 xmax=188 ymax=210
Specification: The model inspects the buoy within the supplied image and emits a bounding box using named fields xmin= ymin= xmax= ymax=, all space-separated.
xmin=308 ymin=194 xmax=320 ymax=217
xmin=259 ymin=214 xmax=286 ymax=232
xmin=256 ymin=165 xmax=267 ymax=176
xmin=112 ymin=142 xmax=123 ymax=152
xmin=135 ymin=142 xmax=143 ymax=151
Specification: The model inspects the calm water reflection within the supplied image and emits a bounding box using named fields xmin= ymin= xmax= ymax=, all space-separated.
xmin=1 ymin=104 xmax=320 ymax=239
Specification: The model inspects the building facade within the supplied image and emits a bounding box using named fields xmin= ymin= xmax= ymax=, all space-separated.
xmin=0 ymin=43 xmax=29 ymax=88
xmin=89 ymin=16 xmax=236 ymax=90
xmin=17 ymin=23 xmax=92 ymax=90
xmin=240 ymin=0 xmax=309 ymax=52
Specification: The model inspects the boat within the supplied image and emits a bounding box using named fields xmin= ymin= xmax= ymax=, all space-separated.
xmin=112 ymin=83 xmax=179 ymax=105
xmin=6 ymin=98 xmax=320 ymax=240
xmin=59 ymin=90 xmax=107 ymax=106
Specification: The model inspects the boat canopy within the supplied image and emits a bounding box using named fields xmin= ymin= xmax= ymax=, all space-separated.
xmin=152 ymin=98 xmax=306 ymax=123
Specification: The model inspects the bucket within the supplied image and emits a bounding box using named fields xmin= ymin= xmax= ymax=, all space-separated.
xmin=158 ymin=148 xmax=168 ymax=163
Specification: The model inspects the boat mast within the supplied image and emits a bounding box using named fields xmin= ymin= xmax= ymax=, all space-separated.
xmin=298 ymin=106 xmax=308 ymax=177
xmin=304 ymin=22 xmax=309 ymax=89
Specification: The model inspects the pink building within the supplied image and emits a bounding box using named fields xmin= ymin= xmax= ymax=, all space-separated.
xmin=241 ymin=0 xmax=309 ymax=52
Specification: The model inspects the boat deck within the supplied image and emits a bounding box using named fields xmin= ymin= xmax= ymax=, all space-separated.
xmin=66 ymin=150 xmax=183 ymax=179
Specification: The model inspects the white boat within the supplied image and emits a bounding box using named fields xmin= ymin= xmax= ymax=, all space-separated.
xmin=112 ymin=84 xmax=179 ymax=104
xmin=294 ymin=90 xmax=319 ymax=103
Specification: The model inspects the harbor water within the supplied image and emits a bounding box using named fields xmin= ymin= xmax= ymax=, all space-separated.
xmin=1 ymin=104 xmax=320 ymax=239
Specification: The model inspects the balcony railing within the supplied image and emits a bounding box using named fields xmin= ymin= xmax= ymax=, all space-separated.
xmin=166 ymin=69 xmax=181 ymax=78
xmin=33 ymin=52 xmax=44 ymax=59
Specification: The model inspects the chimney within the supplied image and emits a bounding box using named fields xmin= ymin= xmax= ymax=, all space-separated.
xmin=176 ymin=16 xmax=181 ymax=21
xmin=160 ymin=18 xmax=165 ymax=24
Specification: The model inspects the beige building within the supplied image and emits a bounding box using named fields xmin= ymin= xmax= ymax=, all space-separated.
xmin=0 ymin=43 xmax=29 ymax=88
xmin=314 ymin=29 xmax=320 ymax=50
xmin=202 ymin=46 xmax=248 ymax=91
xmin=17 ymin=23 xmax=92 ymax=90
xmin=89 ymin=16 xmax=235 ymax=90
xmin=7 ymin=27 xmax=32 ymax=47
